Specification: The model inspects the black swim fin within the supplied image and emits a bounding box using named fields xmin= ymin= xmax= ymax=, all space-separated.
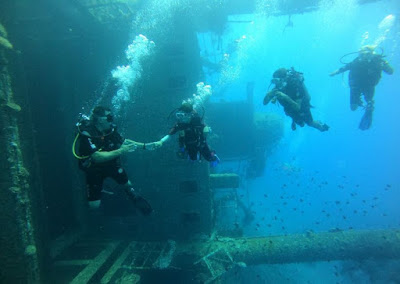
xmin=124 ymin=188 xmax=153 ymax=216
xmin=359 ymin=108 xmax=373 ymax=130
xmin=133 ymin=195 xmax=153 ymax=216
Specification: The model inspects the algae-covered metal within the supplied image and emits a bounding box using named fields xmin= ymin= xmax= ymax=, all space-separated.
xmin=0 ymin=24 xmax=40 ymax=283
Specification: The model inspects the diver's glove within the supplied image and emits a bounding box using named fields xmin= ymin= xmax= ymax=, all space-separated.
xmin=124 ymin=188 xmax=153 ymax=216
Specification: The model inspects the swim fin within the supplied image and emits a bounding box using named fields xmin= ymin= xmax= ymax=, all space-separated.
xmin=124 ymin=188 xmax=153 ymax=216
xmin=133 ymin=195 xmax=153 ymax=216
xmin=359 ymin=107 xmax=373 ymax=130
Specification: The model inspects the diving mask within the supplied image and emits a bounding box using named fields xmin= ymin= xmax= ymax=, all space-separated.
xmin=271 ymin=78 xmax=287 ymax=88
xmin=98 ymin=113 xmax=113 ymax=122
xmin=176 ymin=111 xmax=192 ymax=123
xmin=105 ymin=113 xmax=113 ymax=122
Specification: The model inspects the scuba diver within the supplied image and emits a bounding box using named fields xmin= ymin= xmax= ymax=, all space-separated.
xmin=73 ymin=106 xmax=158 ymax=215
xmin=263 ymin=67 xmax=329 ymax=132
xmin=156 ymin=101 xmax=219 ymax=166
xmin=330 ymin=45 xmax=394 ymax=130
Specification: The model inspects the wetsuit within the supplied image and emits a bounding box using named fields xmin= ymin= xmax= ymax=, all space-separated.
xmin=77 ymin=121 xmax=128 ymax=201
xmin=336 ymin=54 xmax=394 ymax=109
xmin=169 ymin=114 xmax=215 ymax=161
xmin=277 ymin=72 xmax=314 ymax=126
xmin=264 ymin=69 xmax=328 ymax=131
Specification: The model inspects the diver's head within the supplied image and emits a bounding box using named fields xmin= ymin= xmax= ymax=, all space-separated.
xmin=179 ymin=101 xmax=194 ymax=113
xmin=271 ymin=68 xmax=288 ymax=88
xmin=359 ymin=45 xmax=376 ymax=58
xmin=176 ymin=101 xmax=194 ymax=123
xmin=273 ymin=68 xmax=288 ymax=79
xmin=91 ymin=106 xmax=113 ymax=132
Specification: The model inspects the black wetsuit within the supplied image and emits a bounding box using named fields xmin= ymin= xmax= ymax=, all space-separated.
xmin=337 ymin=54 xmax=393 ymax=108
xmin=169 ymin=114 xmax=215 ymax=161
xmin=277 ymin=72 xmax=314 ymax=126
xmin=77 ymin=121 xmax=128 ymax=201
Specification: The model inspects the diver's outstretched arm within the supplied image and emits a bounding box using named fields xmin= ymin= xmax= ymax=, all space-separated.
xmin=91 ymin=140 xmax=136 ymax=163
xmin=330 ymin=64 xmax=350 ymax=76
xmin=156 ymin=135 xmax=170 ymax=147
xmin=124 ymin=139 xmax=162 ymax=151
xmin=382 ymin=60 xmax=394 ymax=75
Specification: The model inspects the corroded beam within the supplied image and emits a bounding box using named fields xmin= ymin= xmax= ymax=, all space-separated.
xmin=173 ymin=229 xmax=400 ymax=268
xmin=167 ymin=229 xmax=399 ymax=282
xmin=0 ymin=24 xmax=40 ymax=283
xmin=50 ymin=229 xmax=399 ymax=283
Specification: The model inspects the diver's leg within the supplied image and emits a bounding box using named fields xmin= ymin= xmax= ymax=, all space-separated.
xmin=84 ymin=170 xmax=106 ymax=232
xmin=307 ymin=121 xmax=330 ymax=132
xmin=303 ymin=108 xmax=329 ymax=132
xmin=122 ymin=180 xmax=153 ymax=216
xmin=350 ymin=86 xmax=362 ymax=111
xmin=278 ymin=93 xmax=302 ymax=129
xmin=85 ymin=170 xmax=104 ymax=209
xmin=276 ymin=92 xmax=301 ymax=112
xmin=108 ymin=167 xmax=134 ymax=204
xmin=109 ymin=167 xmax=153 ymax=215
xmin=359 ymin=87 xmax=375 ymax=130
xmin=363 ymin=87 xmax=375 ymax=110
xmin=199 ymin=142 xmax=220 ymax=167
xmin=200 ymin=143 xmax=213 ymax=161
xmin=186 ymin=146 xmax=199 ymax=161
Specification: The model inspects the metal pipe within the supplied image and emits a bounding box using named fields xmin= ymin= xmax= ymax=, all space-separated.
xmin=173 ymin=229 xmax=400 ymax=268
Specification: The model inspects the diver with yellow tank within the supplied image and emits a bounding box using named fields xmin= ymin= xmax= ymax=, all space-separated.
xmin=73 ymin=106 xmax=160 ymax=214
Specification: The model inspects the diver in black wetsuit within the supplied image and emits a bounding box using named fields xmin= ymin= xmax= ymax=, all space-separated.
xmin=264 ymin=67 xmax=329 ymax=132
xmin=73 ymin=106 xmax=158 ymax=215
xmin=330 ymin=45 xmax=394 ymax=130
xmin=157 ymin=102 xmax=219 ymax=166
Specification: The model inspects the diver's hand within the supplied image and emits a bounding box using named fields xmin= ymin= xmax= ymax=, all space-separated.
xmin=275 ymin=91 xmax=285 ymax=98
xmin=121 ymin=139 xmax=137 ymax=153
xmin=263 ymin=92 xmax=274 ymax=105
xmin=145 ymin=141 xmax=163 ymax=150
xmin=263 ymin=90 xmax=280 ymax=105
xmin=329 ymin=70 xmax=338 ymax=77
xmin=153 ymin=141 xmax=163 ymax=149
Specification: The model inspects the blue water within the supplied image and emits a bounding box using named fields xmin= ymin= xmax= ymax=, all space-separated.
xmin=194 ymin=2 xmax=400 ymax=282
xmin=198 ymin=0 xmax=400 ymax=239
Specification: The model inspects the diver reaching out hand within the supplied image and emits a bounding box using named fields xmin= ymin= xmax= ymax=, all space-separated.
xmin=72 ymin=106 xmax=157 ymax=215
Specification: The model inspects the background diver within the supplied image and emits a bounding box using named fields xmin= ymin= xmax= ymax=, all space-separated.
xmin=156 ymin=101 xmax=219 ymax=166
xmin=330 ymin=45 xmax=394 ymax=130
xmin=73 ymin=106 xmax=159 ymax=215
xmin=263 ymin=67 xmax=329 ymax=132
